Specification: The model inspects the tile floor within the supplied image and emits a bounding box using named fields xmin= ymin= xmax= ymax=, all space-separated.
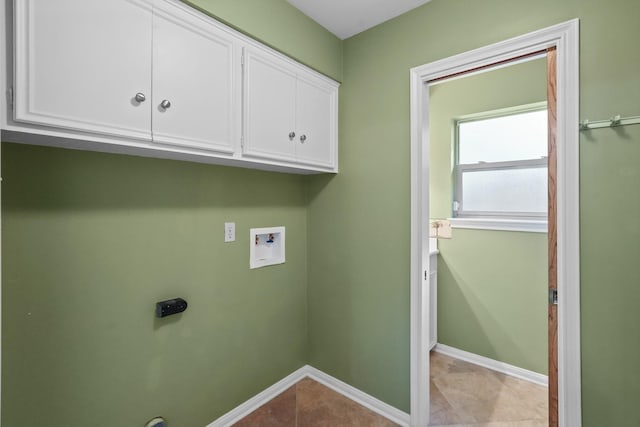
xmin=232 ymin=352 xmax=548 ymax=426
xmin=232 ymin=377 xmax=399 ymax=427
xmin=429 ymin=352 xmax=548 ymax=427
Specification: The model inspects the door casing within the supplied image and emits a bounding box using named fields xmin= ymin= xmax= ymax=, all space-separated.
xmin=409 ymin=19 xmax=581 ymax=427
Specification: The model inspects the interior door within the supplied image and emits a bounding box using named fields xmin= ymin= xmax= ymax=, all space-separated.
xmin=14 ymin=0 xmax=153 ymax=140
xmin=242 ymin=48 xmax=297 ymax=162
xmin=152 ymin=1 xmax=236 ymax=153
xmin=547 ymin=46 xmax=559 ymax=427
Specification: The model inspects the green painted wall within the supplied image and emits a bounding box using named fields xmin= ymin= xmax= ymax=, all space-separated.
xmin=1 ymin=1 xmax=341 ymax=426
xmin=4 ymin=0 xmax=640 ymax=425
xmin=183 ymin=0 xmax=343 ymax=81
xmin=437 ymin=230 xmax=548 ymax=372
xmin=2 ymin=143 xmax=308 ymax=426
xmin=430 ymin=58 xmax=548 ymax=375
xmin=307 ymin=0 xmax=640 ymax=423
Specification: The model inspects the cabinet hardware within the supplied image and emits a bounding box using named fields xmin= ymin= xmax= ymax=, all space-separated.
xmin=160 ymin=99 xmax=171 ymax=109
xmin=300 ymin=134 xmax=307 ymax=143
xmin=288 ymin=131 xmax=296 ymax=140
xmin=134 ymin=92 xmax=146 ymax=103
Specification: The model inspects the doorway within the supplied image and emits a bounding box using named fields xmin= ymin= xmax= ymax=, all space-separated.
xmin=427 ymin=53 xmax=551 ymax=425
xmin=409 ymin=20 xmax=581 ymax=427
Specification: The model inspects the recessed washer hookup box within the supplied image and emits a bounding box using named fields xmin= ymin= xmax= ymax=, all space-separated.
xmin=250 ymin=226 xmax=285 ymax=269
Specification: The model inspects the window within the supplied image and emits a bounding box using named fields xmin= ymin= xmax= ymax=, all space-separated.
xmin=452 ymin=103 xmax=548 ymax=231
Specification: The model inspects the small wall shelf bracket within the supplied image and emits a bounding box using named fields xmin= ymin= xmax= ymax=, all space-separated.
xmin=579 ymin=114 xmax=640 ymax=131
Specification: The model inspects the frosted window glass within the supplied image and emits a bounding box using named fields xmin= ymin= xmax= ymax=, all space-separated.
xmin=461 ymin=167 xmax=548 ymax=213
xmin=459 ymin=110 xmax=547 ymax=164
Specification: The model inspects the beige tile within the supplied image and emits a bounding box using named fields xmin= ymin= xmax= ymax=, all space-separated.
xmin=431 ymin=422 xmax=547 ymax=427
xmin=296 ymin=377 xmax=399 ymax=427
xmin=430 ymin=352 xmax=456 ymax=378
xmin=232 ymin=377 xmax=400 ymax=427
xmin=467 ymin=421 xmax=548 ymax=427
xmin=495 ymin=376 xmax=548 ymax=421
xmin=430 ymin=353 xmax=549 ymax=425
xmin=232 ymin=354 xmax=548 ymax=427
xmin=430 ymin=379 xmax=462 ymax=425
xmin=432 ymin=371 xmax=503 ymax=423
xmin=232 ymin=385 xmax=296 ymax=427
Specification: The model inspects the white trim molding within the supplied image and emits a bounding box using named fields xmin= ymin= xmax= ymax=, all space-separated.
xmin=434 ymin=344 xmax=549 ymax=387
xmin=304 ymin=366 xmax=410 ymax=426
xmin=449 ymin=217 xmax=548 ymax=233
xmin=207 ymin=365 xmax=410 ymax=427
xmin=410 ymin=19 xmax=581 ymax=427
xmin=207 ymin=367 xmax=306 ymax=427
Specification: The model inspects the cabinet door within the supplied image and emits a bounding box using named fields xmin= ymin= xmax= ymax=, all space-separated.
xmin=295 ymin=76 xmax=337 ymax=168
xmin=152 ymin=1 xmax=236 ymax=153
xmin=14 ymin=0 xmax=152 ymax=140
xmin=243 ymin=48 xmax=297 ymax=162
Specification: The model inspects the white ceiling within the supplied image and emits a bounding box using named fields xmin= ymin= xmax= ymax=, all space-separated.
xmin=287 ymin=0 xmax=432 ymax=40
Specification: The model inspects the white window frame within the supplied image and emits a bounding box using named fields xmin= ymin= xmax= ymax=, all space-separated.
xmin=451 ymin=102 xmax=549 ymax=233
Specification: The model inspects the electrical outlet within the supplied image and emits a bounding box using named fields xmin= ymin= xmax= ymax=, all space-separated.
xmin=429 ymin=219 xmax=452 ymax=239
xmin=224 ymin=222 xmax=235 ymax=242
xmin=437 ymin=220 xmax=452 ymax=238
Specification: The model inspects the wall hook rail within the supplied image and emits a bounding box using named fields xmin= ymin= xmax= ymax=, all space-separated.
xmin=579 ymin=114 xmax=640 ymax=130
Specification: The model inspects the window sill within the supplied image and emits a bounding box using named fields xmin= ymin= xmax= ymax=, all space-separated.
xmin=449 ymin=217 xmax=547 ymax=233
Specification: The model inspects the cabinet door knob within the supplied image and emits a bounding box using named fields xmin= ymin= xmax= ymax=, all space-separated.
xmin=160 ymin=99 xmax=171 ymax=109
xmin=288 ymin=131 xmax=296 ymax=140
xmin=300 ymin=134 xmax=307 ymax=143
xmin=134 ymin=92 xmax=146 ymax=103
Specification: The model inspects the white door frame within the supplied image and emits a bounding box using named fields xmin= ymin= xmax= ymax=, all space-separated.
xmin=409 ymin=20 xmax=581 ymax=427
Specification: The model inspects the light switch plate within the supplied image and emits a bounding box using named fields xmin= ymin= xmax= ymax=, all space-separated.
xmin=224 ymin=222 xmax=235 ymax=242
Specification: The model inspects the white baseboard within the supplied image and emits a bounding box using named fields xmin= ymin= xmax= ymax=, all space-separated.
xmin=303 ymin=366 xmax=410 ymax=426
xmin=207 ymin=365 xmax=410 ymax=427
xmin=206 ymin=366 xmax=307 ymax=427
xmin=434 ymin=343 xmax=548 ymax=387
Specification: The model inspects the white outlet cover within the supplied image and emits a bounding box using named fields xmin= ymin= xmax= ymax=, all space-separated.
xmin=225 ymin=222 xmax=235 ymax=242
xmin=429 ymin=219 xmax=452 ymax=239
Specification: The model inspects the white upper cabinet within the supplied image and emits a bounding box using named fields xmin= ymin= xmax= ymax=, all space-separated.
xmin=8 ymin=0 xmax=338 ymax=173
xmin=151 ymin=1 xmax=237 ymax=153
xmin=14 ymin=0 xmax=153 ymax=140
xmin=14 ymin=0 xmax=237 ymax=154
xmin=243 ymin=47 xmax=338 ymax=171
